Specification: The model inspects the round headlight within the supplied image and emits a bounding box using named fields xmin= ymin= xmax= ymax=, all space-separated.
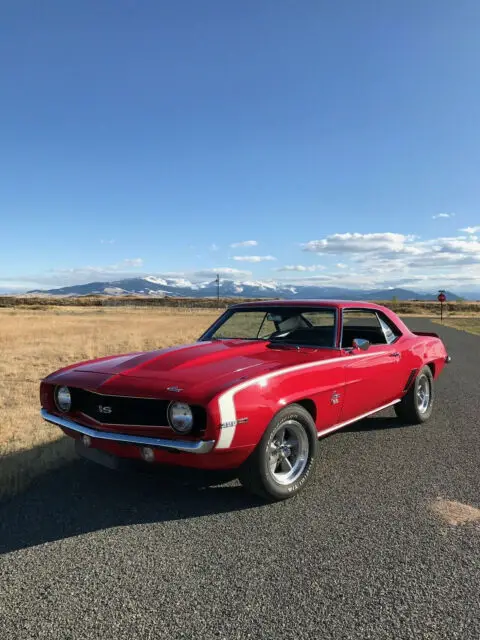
xmin=168 ymin=402 xmax=193 ymax=434
xmin=55 ymin=386 xmax=71 ymax=412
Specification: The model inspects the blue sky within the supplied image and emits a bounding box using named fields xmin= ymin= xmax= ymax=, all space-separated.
xmin=1 ymin=0 xmax=480 ymax=293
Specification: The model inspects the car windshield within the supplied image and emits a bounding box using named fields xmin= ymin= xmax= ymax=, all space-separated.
xmin=204 ymin=307 xmax=337 ymax=348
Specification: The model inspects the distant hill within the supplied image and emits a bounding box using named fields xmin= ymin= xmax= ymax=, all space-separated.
xmin=27 ymin=277 xmax=463 ymax=301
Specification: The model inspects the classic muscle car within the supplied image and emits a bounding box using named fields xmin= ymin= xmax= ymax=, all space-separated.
xmin=40 ymin=300 xmax=450 ymax=500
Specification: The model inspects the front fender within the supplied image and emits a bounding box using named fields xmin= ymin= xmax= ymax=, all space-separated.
xmin=208 ymin=387 xmax=277 ymax=450
xmin=208 ymin=359 xmax=346 ymax=450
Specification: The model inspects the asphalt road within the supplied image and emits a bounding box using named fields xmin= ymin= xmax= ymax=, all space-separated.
xmin=1 ymin=318 xmax=479 ymax=640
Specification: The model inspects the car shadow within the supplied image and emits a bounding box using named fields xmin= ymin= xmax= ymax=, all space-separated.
xmin=1 ymin=414 xmax=417 ymax=555
xmin=340 ymin=415 xmax=415 ymax=433
xmin=0 ymin=443 xmax=265 ymax=555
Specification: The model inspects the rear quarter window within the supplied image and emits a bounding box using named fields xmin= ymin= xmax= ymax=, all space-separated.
xmin=377 ymin=313 xmax=401 ymax=344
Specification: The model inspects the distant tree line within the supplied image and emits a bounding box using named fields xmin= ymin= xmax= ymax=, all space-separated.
xmin=1 ymin=295 xmax=479 ymax=315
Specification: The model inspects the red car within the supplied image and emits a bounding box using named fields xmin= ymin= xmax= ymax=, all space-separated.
xmin=40 ymin=300 xmax=450 ymax=500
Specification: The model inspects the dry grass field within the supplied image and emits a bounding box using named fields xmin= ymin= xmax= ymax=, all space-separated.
xmin=432 ymin=317 xmax=480 ymax=335
xmin=0 ymin=307 xmax=218 ymax=498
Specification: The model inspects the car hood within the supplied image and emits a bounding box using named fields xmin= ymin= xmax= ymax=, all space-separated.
xmin=50 ymin=340 xmax=338 ymax=402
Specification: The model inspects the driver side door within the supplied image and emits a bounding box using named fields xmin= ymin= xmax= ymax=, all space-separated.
xmin=339 ymin=309 xmax=406 ymax=421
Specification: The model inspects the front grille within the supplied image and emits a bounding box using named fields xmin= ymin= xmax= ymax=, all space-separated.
xmin=69 ymin=388 xmax=206 ymax=433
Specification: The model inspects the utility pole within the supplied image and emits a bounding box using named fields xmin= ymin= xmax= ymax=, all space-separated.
xmin=216 ymin=273 xmax=220 ymax=307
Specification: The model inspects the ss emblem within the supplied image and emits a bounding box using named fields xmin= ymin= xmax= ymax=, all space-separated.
xmin=98 ymin=405 xmax=112 ymax=414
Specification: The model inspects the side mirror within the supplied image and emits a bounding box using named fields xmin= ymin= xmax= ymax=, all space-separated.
xmin=352 ymin=338 xmax=370 ymax=351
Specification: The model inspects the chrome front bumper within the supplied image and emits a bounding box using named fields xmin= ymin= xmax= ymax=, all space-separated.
xmin=41 ymin=409 xmax=216 ymax=454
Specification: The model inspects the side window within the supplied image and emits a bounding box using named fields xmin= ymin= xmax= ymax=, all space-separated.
xmin=342 ymin=310 xmax=386 ymax=347
xmin=377 ymin=313 xmax=401 ymax=344
xmin=302 ymin=311 xmax=336 ymax=328
xmin=257 ymin=314 xmax=277 ymax=338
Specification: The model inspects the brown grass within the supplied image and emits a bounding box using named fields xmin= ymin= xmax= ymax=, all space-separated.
xmin=432 ymin=317 xmax=480 ymax=336
xmin=0 ymin=307 xmax=218 ymax=498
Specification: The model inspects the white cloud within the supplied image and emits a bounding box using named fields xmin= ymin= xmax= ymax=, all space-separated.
xmin=148 ymin=271 xmax=186 ymax=278
xmin=276 ymin=272 xmax=379 ymax=288
xmin=230 ymin=240 xmax=258 ymax=248
xmin=100 ymin=239 xmax=115 ymax=244
xmin=425 ymin=237 xmax=480 ymax=254
xmin=460 ymin=226 xmax=480 ymax=235
xmin=303 ymin=232 xmax=480 ymax=262
xmin=297 ymin=230 xmax=480 ymax=292
xmin=303 ymin=233 xmax=411 ymax=254
xmin=275 ymin=264 xmax=480 ymax=291
xmin=408 ymin=254 xmax=480 ymax=268
xmin=0 ymin=258 xmax=146 ymax=290
xmin=5 ymin=229 xmax=480 ymax=295
xmin=193 ymin=267 xmax=252 ymax=278
xmin=432 ymin=213 xmax=455 ymax=219
xmin=0 ymin=280 xmax=43 ymax=292
xmin=275 ymin=265 xmax=325 ymax=272
xmin=209 ymin=243 xmax=219 ymax=251
xmin=53 ymin=257 xmax=144 ymax=277
xmin=232 ymin=255 xmax=276 ymax=263
xmin=123 ymin=258 xmax=143 ymax=267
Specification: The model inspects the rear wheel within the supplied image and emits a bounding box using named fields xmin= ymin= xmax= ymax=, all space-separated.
xmin=395 ymin=365 xmax=434 ymax=424
xmin=238 ymin=404 xmax=317 ymax=501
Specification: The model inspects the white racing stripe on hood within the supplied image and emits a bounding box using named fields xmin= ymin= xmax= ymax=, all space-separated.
xmin=215 ymin=351 xmax=387 ymax=449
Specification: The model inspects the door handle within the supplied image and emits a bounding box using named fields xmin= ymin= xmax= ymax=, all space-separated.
xmin=389 ymin=352 xmax=400 ymax=358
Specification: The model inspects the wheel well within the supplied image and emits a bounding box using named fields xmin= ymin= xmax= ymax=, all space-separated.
xmin=295 ymin=399 xmax=317 ymax=425
xmin=427 ymin=362 xmax=436 ymax=378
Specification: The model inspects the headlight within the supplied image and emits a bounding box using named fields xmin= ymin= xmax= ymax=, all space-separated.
xmin=55 ymin=386 xmax=71 ymax=412
xmin=168 ymin=402 xmax=194 ymax=434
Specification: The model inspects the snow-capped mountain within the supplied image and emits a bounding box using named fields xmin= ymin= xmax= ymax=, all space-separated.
xmin=143 ymin=276 xmax=197 ymax=289
xmin=26 ymin=277 xmax=462 ymax=301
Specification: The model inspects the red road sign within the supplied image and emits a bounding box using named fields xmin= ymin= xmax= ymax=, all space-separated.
xmin=437 ymin=293 xmax=446 ymax=303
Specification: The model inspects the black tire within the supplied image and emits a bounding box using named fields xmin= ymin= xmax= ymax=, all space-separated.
xmin=238 ymin=404 xmax=318 ymax=501
xmin=395 ymin=365 xmax=434 ymax=424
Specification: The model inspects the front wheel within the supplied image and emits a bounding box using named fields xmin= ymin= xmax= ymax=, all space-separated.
xmin=395 ymin=365 xmax=434 ymax=424
xmin=238 ymin=404 xmax=318 ymax=501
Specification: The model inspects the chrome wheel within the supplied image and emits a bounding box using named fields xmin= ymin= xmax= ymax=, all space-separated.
xmin=268 ymin=419 xmax=309 ymax=486
xmin=417 ymin=374 xmax=431 ymax=414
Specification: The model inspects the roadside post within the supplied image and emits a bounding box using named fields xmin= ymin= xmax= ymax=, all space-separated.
xmin=216 ymin=273 xmax=220 ymax=307
xmin=437 ymin=290 xmax=446 ymax=322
